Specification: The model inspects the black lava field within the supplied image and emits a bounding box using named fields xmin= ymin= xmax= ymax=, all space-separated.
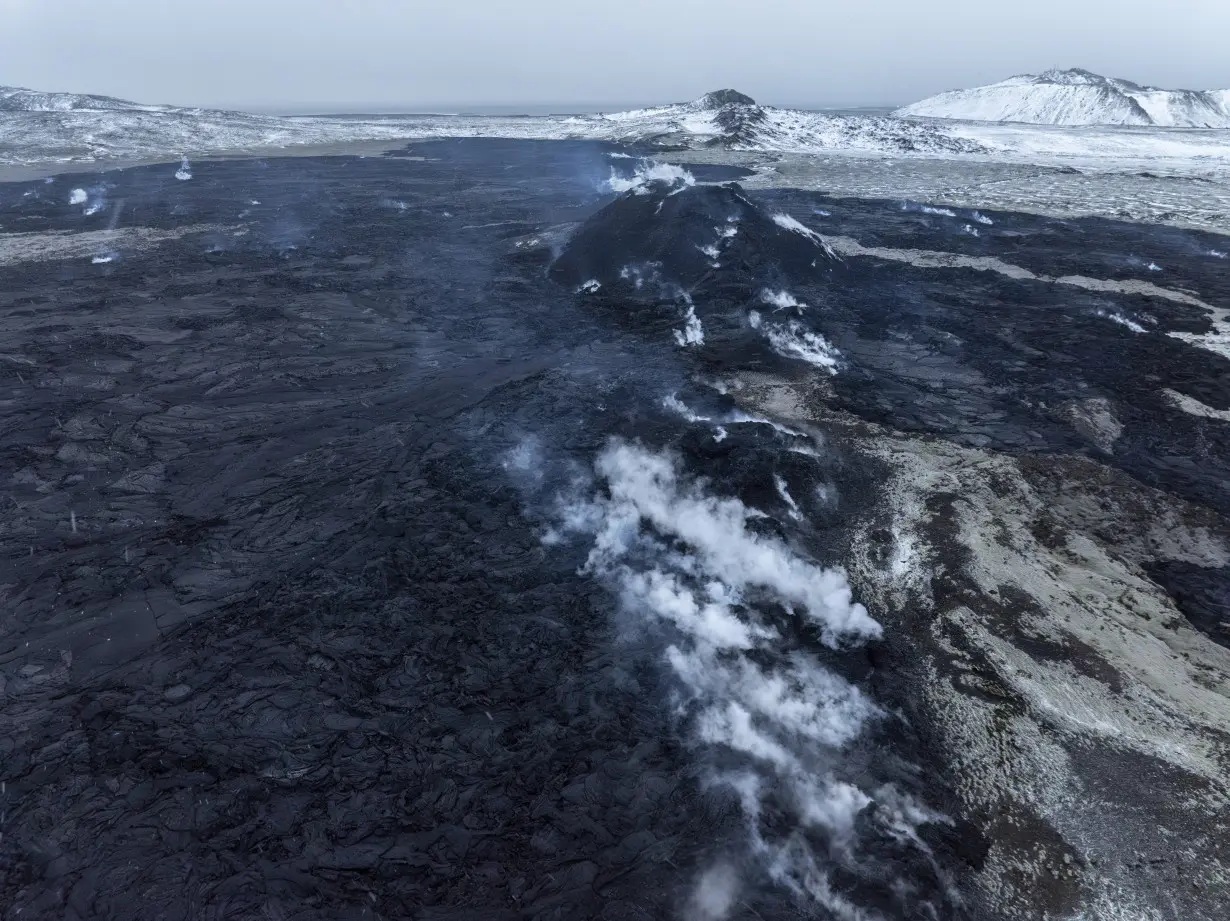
xmin=1 ymin=139 xmax=1228 ymax=920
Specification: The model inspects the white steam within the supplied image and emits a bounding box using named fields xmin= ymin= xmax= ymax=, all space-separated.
xmin=771 ymin=213 xmax=838 ymax=258
xmin=775 ymin=474 xmax=803 ymax=521
xmin=540 ymin=439 xmax=949 ymax=916
xmin=675 ymin=302 xmax=705 ymax=347
xmin=686 ymin=862 xmax=741 ymax=921
xmin=175 ymin=158 xmax=193 ymax=181
xmin=662 ymin=394 xmax=712 ymax=424
xmin=607 ymin=161 xmax=696 ymax=196
xmin=69 ymin=188 xmax=87 ymax=205
xmin=901 ymin=202 xmax=956 ymax=218
xmin=1096 ymin=309 xmax=1147 ymax=333
xmin=763 ymin=320 xmax=842 ymax=373
xmin=576 ymin=440 xmax=880 ymax=651
xmin=760 ymin=289 xmax=806 ymax=313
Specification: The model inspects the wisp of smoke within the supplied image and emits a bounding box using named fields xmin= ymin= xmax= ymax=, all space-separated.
xmin=539 ymin=438 xmax=949 ymax=917
xmin=900 ymin=201 xmax=956 ymax=218
xmin=607 ymin=161 xmax=696 ymax=196
xmin=760 ymin=289 xmax=806 ymax=314
xmin=674 ymin=301 xmax=705 ymax=347
xmin=1095 ymin=308 xmax=1147 ymax=333
xmin=686 ymin=862 xmax=741 ymax=921
xmin=754 ymin=317 xmax=841 ymax=373
xmin=770 ymin=212 xmax=838 ymax=258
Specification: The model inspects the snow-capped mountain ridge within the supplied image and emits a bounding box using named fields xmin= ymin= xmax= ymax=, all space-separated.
xmin=897 ymin=69 xmax=1230 ymax=127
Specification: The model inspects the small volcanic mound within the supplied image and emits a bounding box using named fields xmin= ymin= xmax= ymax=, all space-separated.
xmin=694 ymin=89 xmax=757 ymax=109
xmin=551 ymin=181 xmax=835 ymax=291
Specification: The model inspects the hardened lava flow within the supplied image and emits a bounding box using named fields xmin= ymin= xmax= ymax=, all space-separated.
xmin=0 ymin=139 xmax=1227 ymax=921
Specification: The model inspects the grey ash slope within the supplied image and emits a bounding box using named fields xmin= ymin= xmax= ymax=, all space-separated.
xmin=897 ymin=67 xmax=1230 ymax=127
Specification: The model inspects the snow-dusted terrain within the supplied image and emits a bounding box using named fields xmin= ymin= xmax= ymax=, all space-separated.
xmin=0 ymin=84 xmax=991 ymax=169
xmin=4 ymin=82 xmax=1229 ymax=173
xmin=3 ymin=83 xmax=1230 ymax=232
xmin=898 ymin=68 xmax=1230 ymax=128
xmin=0 ymin=86 xmax=180 ymax=113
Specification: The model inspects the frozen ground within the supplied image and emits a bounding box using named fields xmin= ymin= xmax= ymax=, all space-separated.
xmin=3 ymin=86 xmax=1230 ymax=234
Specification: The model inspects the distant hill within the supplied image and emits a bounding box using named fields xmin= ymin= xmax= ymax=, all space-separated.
xmin=0 ymin=85 xmax=184 ymax=113
xmin=896 ymin=69 xmax=1230 ymax=128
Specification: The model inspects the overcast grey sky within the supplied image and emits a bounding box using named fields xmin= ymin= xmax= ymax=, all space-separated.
xmin=2 ymin=0 xmax=1228 ymax=111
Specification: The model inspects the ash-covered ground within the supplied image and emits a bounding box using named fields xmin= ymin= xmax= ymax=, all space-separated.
xmin=1 ymin=140 xmax=1228 ymax=921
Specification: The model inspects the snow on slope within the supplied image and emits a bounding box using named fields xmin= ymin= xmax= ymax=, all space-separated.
xmin=0 ymin=85 xmax=989 ymax=168
xmin=2 ymin=84 xmax=1229 ymax=179
xmin=577 ymin=90 xmax=986 ymax=155
xmin=897 ymin=69 xmax=1230 ymax=128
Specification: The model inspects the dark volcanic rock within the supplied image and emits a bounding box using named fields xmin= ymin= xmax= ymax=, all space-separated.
xmin=1146 ymin=561 xmax=1230 ymax=648
xmin=1 ymin=137 xmax=1227 ymax=921
xmin=695 ymin=89 xmax=757 ymax=109
xmin=550 ymin=182 xmax=835 ymax=290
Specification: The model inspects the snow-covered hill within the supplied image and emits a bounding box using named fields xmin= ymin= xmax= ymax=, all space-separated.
xmin=581 ymin=89 xmax=985 ymax=155
xmin=897 ymin=69 xmax=1230 ymax=128
xmin=0 ymin=84 xmax=990 ymax=167
xmin=0 ymin=86 xmax=177 ymax=113
xmin=2 ymin=83 xmax=1229 ymax=179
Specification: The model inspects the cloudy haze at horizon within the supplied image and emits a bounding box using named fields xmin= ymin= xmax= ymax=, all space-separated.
xmin=2 ymin=0 xmax=1229 ymax=111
